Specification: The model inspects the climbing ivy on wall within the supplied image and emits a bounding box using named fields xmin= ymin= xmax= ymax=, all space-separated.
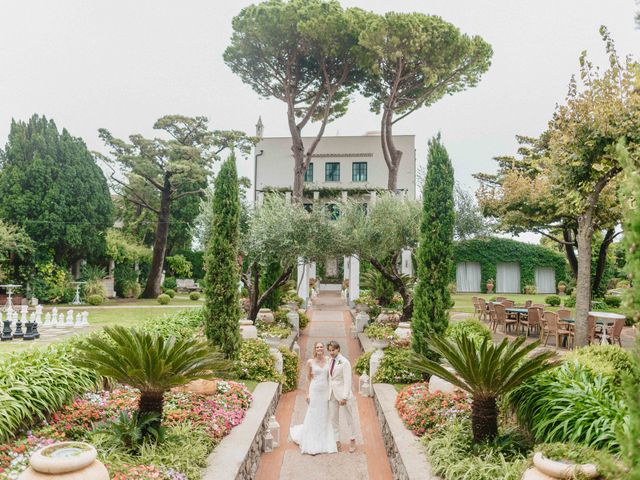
xmin=453 ymin=237 xmax=567 ymax=293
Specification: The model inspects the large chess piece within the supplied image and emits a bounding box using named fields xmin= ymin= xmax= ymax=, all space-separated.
xmin=74 ymin=313 xmax=83 ymax=328
xmin=31 ymin=312 xmax=40 ymax=339
xmin=56 ymin=313 xmax=65 ymax=328
xmin=13 ymin=311 xmax=24 ymax=338
xmin=43 ymin=312 xmax=52 ymax=327
xmin=65 ymin=310 xmax=75 ymax=326
xmin=1 ymin=312 xmax=12 ymax=341
xmin=81 ymin=311 xmax=89 ymax=327
xmin=23 ymin=313 xmax=35 ymax=341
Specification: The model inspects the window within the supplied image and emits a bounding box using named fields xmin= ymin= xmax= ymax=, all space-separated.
xmin=325 ymin=162 xmax=340 ymax=182
xmin=304 ymin=162 xmax=313 ymax=182
xmin=303 ymin=203 xmax=313 ymax=213
xmin=352 ymin=162 xmax=368 ymax=182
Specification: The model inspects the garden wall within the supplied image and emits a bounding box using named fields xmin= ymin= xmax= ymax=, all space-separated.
xmin=203 ymin=381 xmax=280 ymax=480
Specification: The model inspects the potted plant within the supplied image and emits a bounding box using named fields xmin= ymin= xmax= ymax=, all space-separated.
xmin=557 ymin=281 xmax=567 ymax=295
xmin=364 ymin=323 xmax=395 ymax=350
xmin=486 ymin=278 xmax=494 ymax=294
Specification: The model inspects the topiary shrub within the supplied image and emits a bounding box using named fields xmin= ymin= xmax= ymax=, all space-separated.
xmin=157 ymin=294 xmax=170 ymax=305
xmin=234 ymin=339 xmax=280 ymax=382
xmin=355 ymin=351 xmax=373 ymax=375
xmin=372 ymin=347 xmax=423 ymax=384
xmin=604 ymin=295 xmax=622 ymax=308
xmin=87 ymin=294 xmax=104 ymax=306
xmin=591 ymin=299 xmax=607 ymax=310
xmin=189 ymin=292 xmax=200 ymax=301
xmin=162 ymin=276 xmax=177 ymax=290
xmin=563 ymin=296 xmax=576 ymax=308
xmin=565 ymin=344 xmax=637 ymax=385
xmin=164 ymin=288 xmax=176 ymax=298
xmin=278 ymin=346 xmax=299 ymax=393
xmin=545 ymin=295 xmax=561 ymax=306
xmin=445 ymin=319 xmax=491 ymax=347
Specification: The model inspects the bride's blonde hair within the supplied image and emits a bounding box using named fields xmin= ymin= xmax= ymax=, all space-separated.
xmin=312 ymin=341 xmax=325 ymax=358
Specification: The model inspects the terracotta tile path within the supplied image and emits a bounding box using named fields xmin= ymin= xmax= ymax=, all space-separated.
xmin=255 ymin=292 xmax=393 ymax=480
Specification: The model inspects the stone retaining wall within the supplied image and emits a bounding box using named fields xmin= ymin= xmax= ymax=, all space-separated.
xmin=202 ymin=382 xmax=281 ymax=480
xmin=372 ymin=383 xmax=439 ymax=480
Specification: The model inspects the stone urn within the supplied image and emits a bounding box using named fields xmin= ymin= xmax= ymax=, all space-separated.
xmin=558 ymin=283 xmax=567 ymax=295
xmin=19 ymin=442 xmax=109 ymax=480
xmin=521 ymin=452 xmax=597 ymax=480
xmin=355 ymin=303 xmax=370 ymax=314
xmin=394 ymin=322 xmax=411 ymax=339
xmin=263 ymin=336 xmax=281 ymax=348
xmin=257 ymin=308 xmax=275 ymax=324
xmin=371 ymin=338 xmax=390 ymax=350
xmin=376 ymin=310 xmax=400 ymax=327
xmin=486 ymin=280 xmax=494 ymax=294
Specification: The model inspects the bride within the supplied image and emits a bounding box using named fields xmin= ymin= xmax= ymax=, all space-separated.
xmin=290 ymin=342 xmax=337 ymax=455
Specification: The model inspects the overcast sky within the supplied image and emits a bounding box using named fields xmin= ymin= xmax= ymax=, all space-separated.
xmin=1 ymin=1 xmax=638 ymax=232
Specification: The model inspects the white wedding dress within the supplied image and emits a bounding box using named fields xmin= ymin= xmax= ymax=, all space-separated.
xmin=290 ymin=359 xmax=337 ymax=455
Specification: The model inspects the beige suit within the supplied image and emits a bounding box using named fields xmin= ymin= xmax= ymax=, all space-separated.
xmin=328 ymin=353 xmax=356 ymax=441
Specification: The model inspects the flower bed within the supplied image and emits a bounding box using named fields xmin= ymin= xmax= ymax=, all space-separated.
xmin=396 ymin=383 xmax=471 ymax=437
xmin=0 ymin=381 xmax=251 ymax=480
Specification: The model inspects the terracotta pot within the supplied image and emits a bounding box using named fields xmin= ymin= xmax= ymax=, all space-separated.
xmin=486 ymin=283 xmax=494 ymax=293
xmin=558 ymin=284 xmax=566 ymax=294
xmin=19 ymin=442 xmax=109 ymax=480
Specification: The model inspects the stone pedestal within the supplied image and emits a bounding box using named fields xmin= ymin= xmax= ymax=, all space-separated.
xmin=394 ymin=322 xmax=411 ymax=339
xmin=369 ymin=348 xmax=384 ymax=382
xmin=240 ymin=319 xmax=257 ymax=339
xmin=355 ymin=311 xmax=370 ymax=333
xmin=287 ymin=312 xmax=299 ymax=334
xmin=348 ymin=255 xmax=360 ymax=307
xmin=269 ymin=347 xmax=283 ymax=375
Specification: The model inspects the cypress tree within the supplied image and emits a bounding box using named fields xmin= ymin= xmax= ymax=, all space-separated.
xmin=412 ymin=134 xmax=455 ymax=360
xmin=203 ymin=156 xmax=242 ymax=359
xmin=260 ymin=261 xmax=284 ymax=311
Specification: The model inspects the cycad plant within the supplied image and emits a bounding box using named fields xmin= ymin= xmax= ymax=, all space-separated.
xmin=75 ymin=326 xmax=230 ymax=437
xmin=411 ymin=335 xmax=558 ymax=443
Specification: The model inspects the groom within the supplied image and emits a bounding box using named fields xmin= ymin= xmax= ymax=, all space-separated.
xmin=327 ymin=340 xmax=356 ymax=453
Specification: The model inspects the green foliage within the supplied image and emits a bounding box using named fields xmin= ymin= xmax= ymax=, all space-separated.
xmin=105 ymin=229 xmax=151 ymax=264
xmin=156 ymin=294 xmax=170 ymax=305
xmin=189 ymin=292 xmax=201 ymax=301
xmin=257 ymin=322 xmax=292 ymax=339
xmin=445 ymin=319 xmax=492 ymax=347
xmin=507 ymin=362 xmax=626 ymax=451
xmin=279 ymin=346 xmax=299 ymax=393
xmin=260 ymin=261 xmax=284 ymax=310
xmin=0 ymin=115 xmax=113 ymax=263
xmin=74 ymin=326 xmax=230 ymax=434
xmin=372 ymin=347 xmax=422 ymax=384
xmin=114 ymin=262 xmax=142 ymax=299
xmin=166 ymin=254 xmax=193 ymax=278
xmin=81 ymin=265 xmax=107 ymax=298
xmin=564 ymin=296 xmax=577 ymax=308
xmin=364 ymin=322 xmax=395 ymax=341
xmin=545 ymin=295 xmax=561 ymax=306
xmin=453 ymin=238 xmax=567 ymax=294
xmin=361 ymin=269 xmax=396 ymax=307
xmin=234 ymin=339 xmax=280 ymax=383
xmin=0 ymin=220 xmax=33 ymax=282
xmin=0 ymin=342 xmax=100 ymax=440
xmin=566 ymin=345 xmax=637 ymax=385
xmin=412 ymin=335 xmax=558 ymax=443
xmin=164 ymin=288 xmax=176 ymax=298
xmin=413 ymin=135 xmax=455 ymax=359
xmin=454 ymin=183 xmax=493 ymax=240
xmin=204 ymin=156 xmax=242 ymax=358
xmin=87 ymin=294 xmax=104 ymax=306
xmin=355 ymin=351 xmax=373 ymax=375
xmin=162 ymin=276 xmax=177 ymax=290
xmin=29 ymin=261 xmax=73 ymax=304
xmin=97 ymin=410 xmax=164 ymax=454
xmin=620 ymin=337 xmax=640 ymax=477
xmin=298 ymin=310 xmax=309 ymax=330
xmin=141 ymin=308 xmax=203 ymax=341
xmin=423 ymin=419 xmax=528 ymax=480
xmin=604 ymin=295 xmax=623 ymax=308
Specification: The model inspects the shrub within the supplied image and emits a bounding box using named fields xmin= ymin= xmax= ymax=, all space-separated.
xmin=591 ymin=299 xmax=607 ymax=310
xmin=604 ymin=295 xmax=622 ymax=308
xmin=563 ymin=296 xmax=576 ymax=307
xmin=235 ymin=339 xmax=280 ymax=382
xmin=617 ymin=279 xmax=630 ymax=288
xmin=372 ymin=347 xmax=423 ymax=384
xmin=298 ymin=310 xmax=309 ymax=329
xmin=0 ymin=343 xmax=100 ymax=440
xmin=87 ymin=294 xmax=104 ymax=306
xmin=446 ymin=319 xmax=492 ymax=347
xmin=523 ymin=284 xmax=537 ymax=294
xmin=164 ymin=288 xmax=176 ymax=298
xmin=189 ymin=292 xmax=201 ymax=301
xmin=545 ymin=295 xmax=561 ymax=306
xmin=157 ymin=294 xmax=170 ymax=305
xmin=142 ymin=308 xmax=204 ymax=340
xmin=447 ymin=282 xmax=457 ymax=294
xmin=507 ymin=362 xmax=626 ymax=451
xmin=257 ymin=322 xmax=291 ymax=339
xmin=279 ymin=346 xmax=299 ymax=393
xmin=565 ymin=344 xmax=637 ymax=385
xmin=364 ymin=322 xmax=396 ymax=341
xmin=396 ymin=383 xmax=471 ymax=437
xmin=424 ymin=419 xmax=528 ymax=480
xmin=81 ymin=265 xmax=107 ymax=298
xmin=162 ymin=276 xmax=177 ymax=290
xmin=355 ymin=351 xmax=373 ymax=375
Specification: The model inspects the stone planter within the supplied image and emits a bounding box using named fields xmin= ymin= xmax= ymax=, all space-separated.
xmin=355 ymin=303 xmax=370 ymax=313
xmin=263 ymin=336 xmax=282 ymax=348
xmin=376 ymin=310 xmax=400 ymax=327
xmin=257 ymin=309 xmax=275 ymax=324
xmin=371 ymin=338 xmax=390 ymax=350
xmin=486 ymin=282 xmax=494 ymax=293
xmin=558 ymin=284 xmax=566 ymax=295
xmin=394 ymin=322 xmax=411 ymax=339
xmin=521 ymin=452 xmax=597 ymax=479
xmin=19 ymin=442 xmax=108 ymax=480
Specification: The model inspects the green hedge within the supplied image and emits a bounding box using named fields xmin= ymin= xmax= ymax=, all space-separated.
xmin=453 ymin=237 xmax=567 ymax=294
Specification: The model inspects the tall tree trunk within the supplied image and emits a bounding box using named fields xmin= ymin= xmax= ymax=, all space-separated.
xmin=592 ymin=228 xmax=616 ymax=296
xmin=380 ymin=107 xmax=403 ymax=192
xmin=563 ymin=228 xmax=578 ymax=279
xmin=471 ymin=396 xmax=498 ymax=443
xmin=574 ymin=213 xmax=595 ymax=347
xmin=288 ymin=99 xmax=306 ymax=202
xmin=142 ymin=183 xmax=171 ymax=298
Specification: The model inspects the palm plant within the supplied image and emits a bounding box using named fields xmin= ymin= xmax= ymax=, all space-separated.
xmin=74 ymin=326 xmax=230 ymax=436
xmin=411 ymin=335 xmax=559 ymax=443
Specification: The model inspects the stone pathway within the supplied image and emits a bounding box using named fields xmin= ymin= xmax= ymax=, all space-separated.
xmin=255 ymin=292 xmax=393 ymax=480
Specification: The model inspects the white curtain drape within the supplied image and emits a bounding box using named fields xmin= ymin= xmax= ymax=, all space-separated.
xmin=535 ymin=267 xmax=556 ymax=294
xmin=456 ymin=262 xmax=481 ymax=292
xmin=496 ymin=262 xmax=520 ymax=293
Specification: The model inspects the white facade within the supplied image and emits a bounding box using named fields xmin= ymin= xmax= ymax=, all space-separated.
xmin=254 ymin=134 xmax=416 ymax=201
